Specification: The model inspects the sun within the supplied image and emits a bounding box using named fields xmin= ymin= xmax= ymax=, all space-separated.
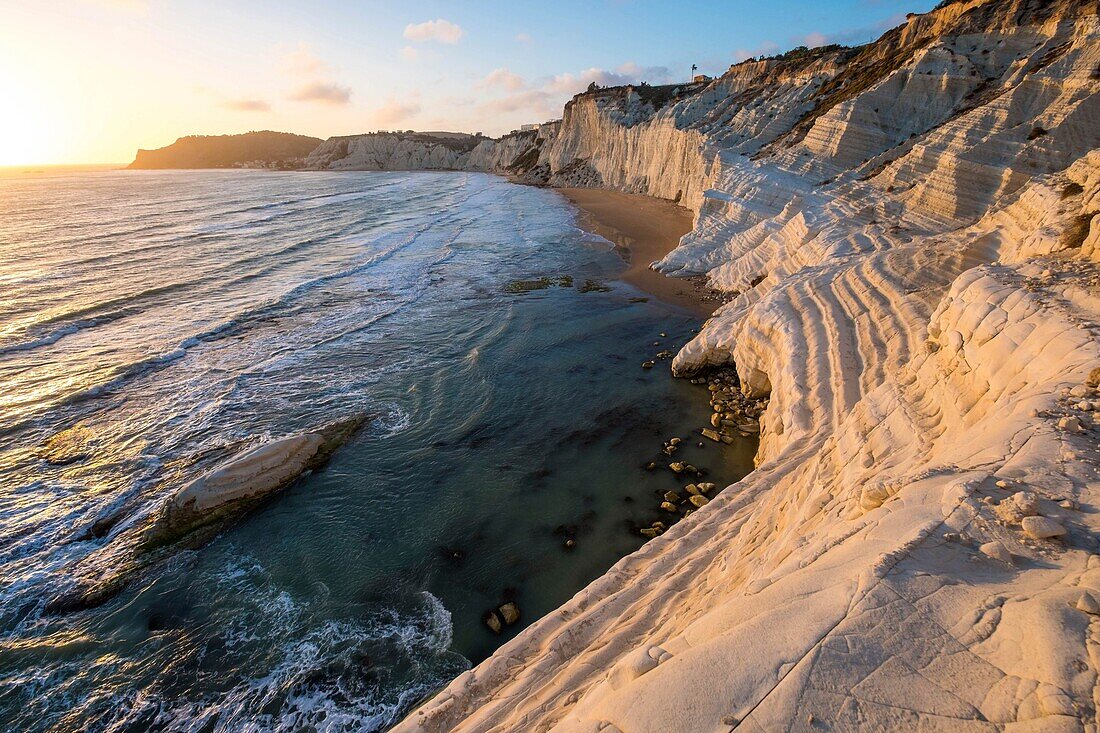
xmin=0 ymin=64 xmax=63 ymax=166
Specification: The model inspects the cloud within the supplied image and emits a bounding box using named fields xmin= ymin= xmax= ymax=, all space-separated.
xmin=290 ymin=82 xmax=352 ymax=105
xmin=222 ymin=99 xmax=271 ymax=112
xmin=732 ymin=41 xmax=780 ymax=63
xmin=480 ymin=67 xmax=526 ymax=92
xmin=481 ymin=89 xmax=556 ymax=117
xmin=821 ymin=13 xmax=909 ymax=45
xmin=515 ymin=32 xmax=532 ymax=43
xmin=785 ymin=13 xmax=909 ymax=52
xmin=544 ymin=63 xmax=675 ymax=95
xmin=401 ymin=45 xmax=419 ymax=61
xmin=476 ymin=61 xmax=680 ymax=126
xmin=403 ymin=19 xmax=464 ymax=44
xmin=282 ymin=43 xmax=328 ymax=76
xmin=83 ymin=0 xmax=147 ymax=12
xmin=369 ymin=97 xmax=422 ymax=127
xmin=802 ymin=31 xmax=829 ymax=48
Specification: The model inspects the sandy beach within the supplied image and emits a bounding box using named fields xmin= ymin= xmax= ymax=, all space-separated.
xmin=558 ymin=188 xmax=713 ymax=317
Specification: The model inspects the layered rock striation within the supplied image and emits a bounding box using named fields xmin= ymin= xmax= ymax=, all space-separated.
xmin=390 ymin=1 xmax=1100 ymax=730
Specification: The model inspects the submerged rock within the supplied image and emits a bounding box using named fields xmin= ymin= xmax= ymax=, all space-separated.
xmin=144 ymin=416 xmax=367 ymax=551
xmin=48 ymin=415 xmax=368 ymax=614
xmin=499 ymin=601 xmax=521 ymax=625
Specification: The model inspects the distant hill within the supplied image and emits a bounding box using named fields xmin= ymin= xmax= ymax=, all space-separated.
xmin=128 ymin=131 xmax=323 ymax=169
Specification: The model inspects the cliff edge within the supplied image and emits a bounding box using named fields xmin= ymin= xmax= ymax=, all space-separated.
xmin=388 ymin=0 xmax=1100 ymax=730
xmin=127 ymin=130 xmax=323 ymax=169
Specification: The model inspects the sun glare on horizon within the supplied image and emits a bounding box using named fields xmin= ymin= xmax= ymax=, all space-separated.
xmin=0 ymin=63 xmax=65 ymax=167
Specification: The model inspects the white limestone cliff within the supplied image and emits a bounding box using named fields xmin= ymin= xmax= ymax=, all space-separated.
xmin=388 ymin=1 xmax=1100 ymax=730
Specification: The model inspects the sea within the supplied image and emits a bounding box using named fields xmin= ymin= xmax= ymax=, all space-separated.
xmin=0 ymin=168 xmax=755 ymax=732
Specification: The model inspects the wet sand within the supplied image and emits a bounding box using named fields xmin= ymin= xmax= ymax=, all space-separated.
xmin=558 ymin=188 xmax=715 ymax=317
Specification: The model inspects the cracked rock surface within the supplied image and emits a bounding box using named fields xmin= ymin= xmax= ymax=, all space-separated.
xmin=392 ymin=1 xmax=1100 ymax=731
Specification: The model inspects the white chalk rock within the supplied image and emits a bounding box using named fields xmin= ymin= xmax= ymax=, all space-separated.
xmin=979 ymin=541 xmax=1013 ymax=564
xmin=1021 ymin=515 xmax=1067 ymax=540
xmin=1011 ymin=491 xmax=1039 ymax=516
xmin=1058 ymin=416 xmax=1084 ymax=433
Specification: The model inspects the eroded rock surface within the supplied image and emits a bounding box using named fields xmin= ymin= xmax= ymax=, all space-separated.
xmin=393 ymin=1 xmax=1100 ymax=731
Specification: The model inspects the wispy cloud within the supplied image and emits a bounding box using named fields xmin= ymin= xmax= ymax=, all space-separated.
xmin=403 ymin=19 xmax=464 ymax=45
xmin=732 ymin=41 xmax=780 ymax=63
xmin=290 ymin=81 xmax=351 ymax=105
xmin=222 ymin=98 xmax=271 ymax=112
xmin=282 ymin=43 xmax=327 ymax=75
xmin=476 ymin=62 xmax=679 ymax=122
xmin=544 ymin=63 xmax=675 ymax=94
xmin=280 ymin=44 xmax=351 ymax=106
xmin=802 ymin=31 xmax=829 ymax=47
xmin=83 ymin=0 xmax=148 ymax=12
xmin=369 ymin=97 xmax=421 ymax=126
xmin=480 ymin=67 xmax=526 ymax=92
xmin=401 ymin=45 xmax=419 ymax=61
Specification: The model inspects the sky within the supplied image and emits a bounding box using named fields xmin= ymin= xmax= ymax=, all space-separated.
xmin=0 ymin=0 xmax=939 ymax=165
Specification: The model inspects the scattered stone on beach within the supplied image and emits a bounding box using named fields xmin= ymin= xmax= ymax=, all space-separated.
xmin=979 ymin=541 xmax=1013 ymax=564
xmin=659 ymin=333 xmax=666 ymax=338
xmin=669 ymin=437 xmax=681 ymax=446
xmin=1022 ymin=515 xmax=1066 ymax=540
xmin=646 ymin=462 xmax=658 ymax=471
xmin=485 ymin=610 xmax=504 ymax=634
xmin=565 ymin=538 xmax=576 ymax=549
xmin=639 ymin=527 xmax=661 ymax=538
xmin=499 ymin=602 xmax=521 ymax=625
xmin=660 ymin=501 xmax=678 ymax=513
xmin=701 ymin=428 xmax=721 ymax=442
xmin=664 ymin=491 xmax=682 ymax=503
xmin=689 ymin=495 xmax=710 ymax=508
xmin=669 ymin=462 xmax=686 ymax=473
xmin=698 ymin=482 xmax=716 ymax=492
xmin=1011 ymin=491 xmax=1039 ymax=516
xmin=656 ymin=350 xmax=673 ymax=359
xmin=1058 ymin=415 xmax=1084 ymax=433
xmin=684 ymin=484 xmax=701 ymax=496
xmin=642 ymin=361 xmax=655 ymax=369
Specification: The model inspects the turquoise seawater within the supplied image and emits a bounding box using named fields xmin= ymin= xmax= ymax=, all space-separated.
xmin=0 ymin=170 xmax=755 ymax=731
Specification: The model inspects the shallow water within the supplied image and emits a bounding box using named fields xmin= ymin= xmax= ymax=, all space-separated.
xmin=0 ymin=169 xmax=756 ymax=731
